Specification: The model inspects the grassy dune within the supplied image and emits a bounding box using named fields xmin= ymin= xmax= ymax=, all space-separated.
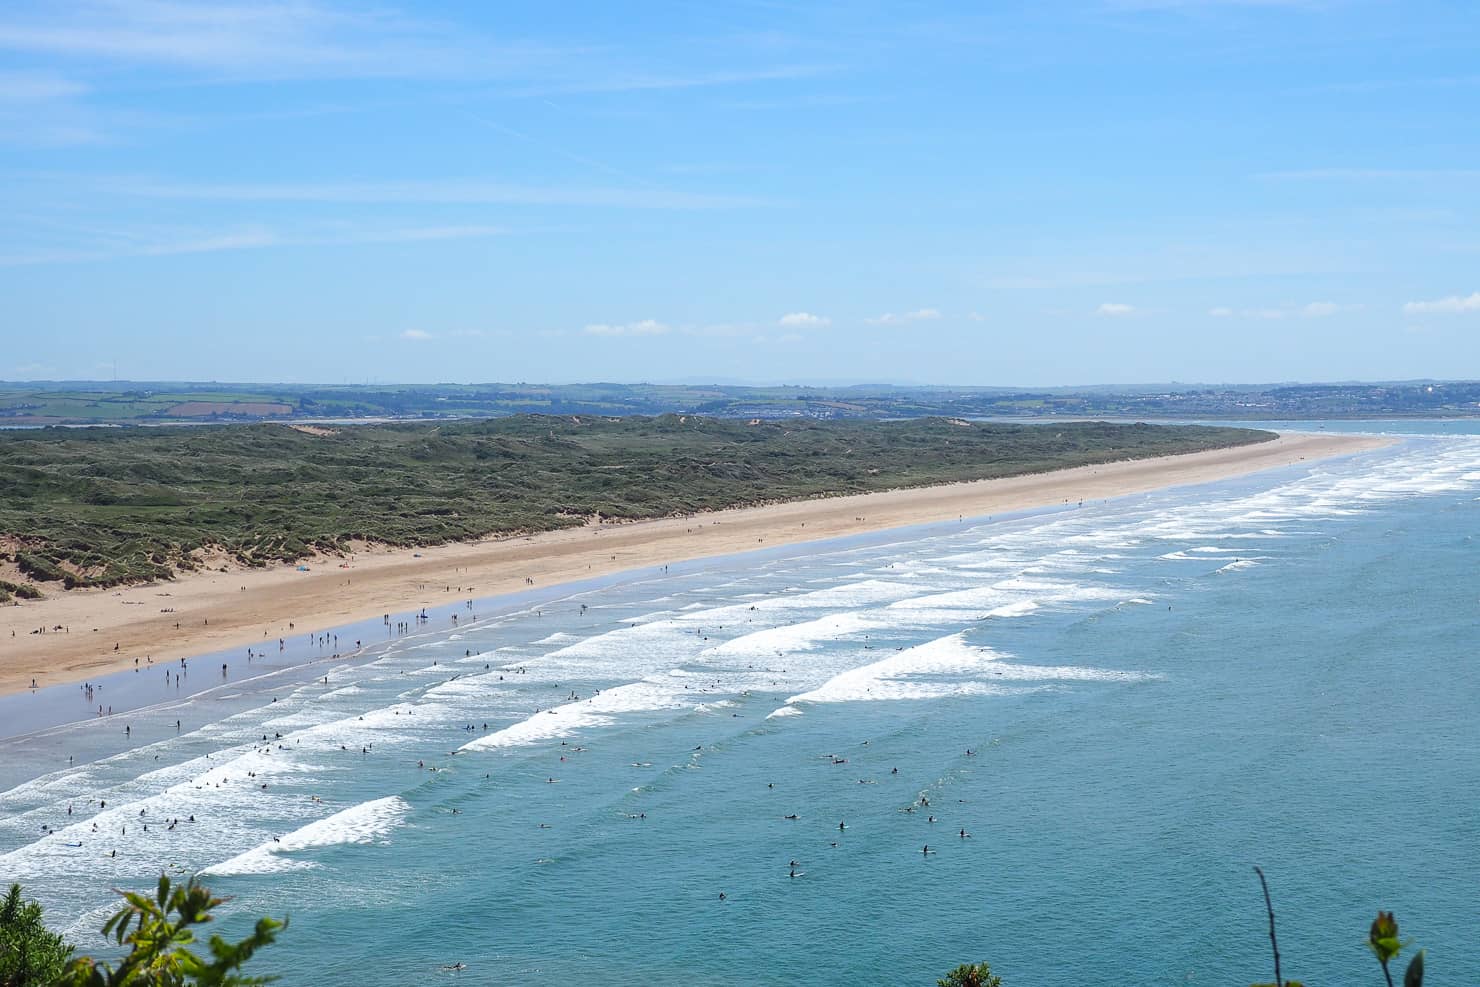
xmin=0 ymin=415 xmax=1271 ymax=590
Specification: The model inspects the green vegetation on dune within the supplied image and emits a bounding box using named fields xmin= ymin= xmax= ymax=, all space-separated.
xmin=0 ymin=416 xmax=1270 ymax=590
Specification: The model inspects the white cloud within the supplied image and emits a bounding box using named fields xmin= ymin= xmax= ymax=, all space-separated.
xmin=583 ymin=319 xmax=670 ymax=337
xmin=401 ymin=329 xmax=433 ymax=340
xmin=1404 ymin=292 xmax=1480 ymax=314
xmin=866 ymin=307 xmax=942 ymax=325
xmin=1095 ymin=302 xmax=1135 ymax=317
xmin=1207 ymin=301 xmax=1356 ymax=320
xmin=778 ymin=311 xmax=830 ymax=328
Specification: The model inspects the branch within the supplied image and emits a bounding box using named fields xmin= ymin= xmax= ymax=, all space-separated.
xmin=1254 ymin=866 xmax=1283 ymax=987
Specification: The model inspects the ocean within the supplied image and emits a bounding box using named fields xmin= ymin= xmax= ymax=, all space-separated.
xmin=1 ymin=421 xmax=1476 ymax=985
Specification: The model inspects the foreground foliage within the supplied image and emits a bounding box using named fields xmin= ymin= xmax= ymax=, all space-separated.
xmin=1250 ymin=867 xmax=1425 ymax=987
xmin=937 ymin=961 xmax=1003 ymax=987
xmin=0 ymin=415 xmax=1268 ymax=589
xmin=0 ymin=884 xmax=71 ymax=987
xmin=57 ymin=877 xmax=283 ymax=987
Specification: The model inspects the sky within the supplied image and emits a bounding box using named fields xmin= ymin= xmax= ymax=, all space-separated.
xmin=1 ymin=0 xmax=1478 ymax=387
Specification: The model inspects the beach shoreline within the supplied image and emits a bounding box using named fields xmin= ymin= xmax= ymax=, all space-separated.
xmin=0 ymin=432 xmax=1388 ymax=697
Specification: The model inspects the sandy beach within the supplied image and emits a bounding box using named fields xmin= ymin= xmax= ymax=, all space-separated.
xmin=0 ymin=432 xmax=1386 ymax=696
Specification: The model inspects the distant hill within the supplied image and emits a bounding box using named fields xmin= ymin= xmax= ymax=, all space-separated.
xmin=1 ymin=379 xmax=1476 ymax=426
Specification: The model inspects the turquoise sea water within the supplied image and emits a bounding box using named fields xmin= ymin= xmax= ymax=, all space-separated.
xmin=2 ymin=423 xmax=1478 ymax=985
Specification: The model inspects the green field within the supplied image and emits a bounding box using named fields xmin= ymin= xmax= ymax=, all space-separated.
xmin=0 ymin=416 xmax=1272 ymax=591
xmin=3 ymin=378 xmax=1478 ymax=425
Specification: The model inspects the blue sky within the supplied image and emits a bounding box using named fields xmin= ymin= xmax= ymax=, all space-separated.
xmin=1 ymin=0 xmax=1477 ymax=386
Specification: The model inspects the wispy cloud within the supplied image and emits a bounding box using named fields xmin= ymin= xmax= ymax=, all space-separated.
xmin=514 ymin=64 xmax=831 ymax=98
xmin=0 ymin=70 xmax=101 ymax=145
xmin=0 ymin=70 xmax=87 ymax=101
xmin=0 ymin=223 xmax=508 ymax=266
xmin=1259 ymin=168 xmax=1480 ymax=181
xmin=1095 ymin=302 xmax=1136 ymax=316
xmin=778 ymin=311 xmax=829 ymax=328
xmin=1311 ymin=74 xmax=1480 ymax=95
xmin=117 ymin=177 xmax=765 ymax=210
xmin=1109 ymin=0 xmax=1327 ymax=9
xmin=1403 ymin=292 xmax=1480 ymax=314
xmin=583 ymin=319 xmax=670 ymax=337
xmin=1208 ymin=301 xmax=1356 ymax=319
xmin=0 ymin=0 xmax=563 ymax=81
xmin=866 ymin=307 xmax=941 ymax=325
xmin=401 ymin=329 xmax=433 ymax=340
xmin=0 ymin=1 xmax=827 ymax=96
xmin=10 ymin=362 xmax=60 ymax=379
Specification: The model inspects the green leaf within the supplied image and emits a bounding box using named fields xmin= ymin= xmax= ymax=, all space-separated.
xmin=1404 ymin=950 xmax=1425 ymax=987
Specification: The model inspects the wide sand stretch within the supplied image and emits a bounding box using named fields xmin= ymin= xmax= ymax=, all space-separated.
xmin=0 ymin=432 xmax=1387 ymax=696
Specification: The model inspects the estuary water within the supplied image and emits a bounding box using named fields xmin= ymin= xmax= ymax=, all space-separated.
xmin=1 ymin=422 xmax=1477 ymax=985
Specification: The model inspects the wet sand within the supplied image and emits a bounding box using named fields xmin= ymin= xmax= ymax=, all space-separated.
xmin=0 ymin=432 xmax=1388 ymax=696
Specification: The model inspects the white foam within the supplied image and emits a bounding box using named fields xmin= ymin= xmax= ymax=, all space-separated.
xmin=706 ymin=611 xmax=886 ymax=658
xmin=783 ymin=633 xmax=1155 ymax=707
xmin=202 ymin=796 xmax=410 ymax=876
xmin=458 ymin=678 xmax=692 ymax=752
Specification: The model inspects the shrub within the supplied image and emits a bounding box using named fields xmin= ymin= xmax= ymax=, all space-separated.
xmin=938 ymin=962 xmax=1002 ymax=987
xmin=57 ymin=875 xmax=285 ymax=987
xmin=0 ymin=883 xmax=72 ymax=986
